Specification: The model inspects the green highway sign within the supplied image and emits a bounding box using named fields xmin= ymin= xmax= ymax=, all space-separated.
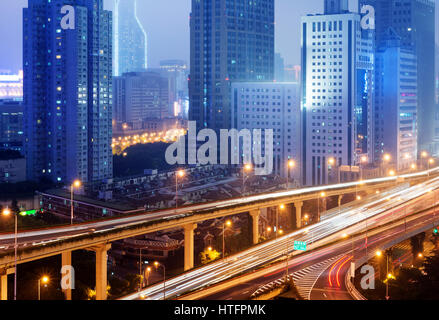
xmin=293 ymin=241 xmax=307 ymax=251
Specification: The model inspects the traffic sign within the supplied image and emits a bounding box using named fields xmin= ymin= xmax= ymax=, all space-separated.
xmin=294 ymin=241 xmax=307 ymax=251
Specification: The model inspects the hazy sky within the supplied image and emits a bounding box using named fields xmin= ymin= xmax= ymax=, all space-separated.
xmin=0 ymin=0 xmax=438 ymax=73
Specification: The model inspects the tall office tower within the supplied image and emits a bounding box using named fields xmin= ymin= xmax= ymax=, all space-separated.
xmin=301 ymin=8 xmax=374 ymax=186
xmin=189 ymin=0 xmax=275 ymax=133
xmin=159 ymin=60 xmax=190 ymax=118
xmin=274 ymin=53 xmax=285 ymax=82
xmin=359 ymin=0 xmax=435 ymax=151
xmin=23 ymin=0 xmax=113 ymax=184
xmin=114 ymin=0 xmax=147 ymax=76
xmin=436 ymin=43 xmax=439 ymax=105
xmin=113 ymin=71 xmax=170 ymax=129
xmin=324 ymin=0 xmax=349 ymax=14
xmin=374 ymin=30 xmax=418 ymax=171
xmin=231 ymin=82 xmax=301 ymax=182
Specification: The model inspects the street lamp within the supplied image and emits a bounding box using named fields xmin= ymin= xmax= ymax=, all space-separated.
xmin=144 ymin=266 xmax=152 ymax=287
xmin=2 ymin=207 xmax=17 ymax=300
xmin=242 ymin=164 xmax=253 ymax=195
xmin=318 ymin=192 xmax=326 ymax=222
xmin=223 ymin=219 xmax=232 ymax=259
xmin=70 ymin=179 xmax=81 ymax=225
xmin=360 ymin=156 xmax=368 ymax=180
xmin=38 ymin=275 xmax=49 ymax=300
xmin=286 ymin=160 xmax=295 ymax=190
xmin=276 ymin=204 xmax=285 ymax=240
xmin=175 ymin=170 xmax=185 ymax=211
xmin=153 ymin=261 xmax=166 ymax=300
xmin=428 ymin=159 xmax=435 ymax=177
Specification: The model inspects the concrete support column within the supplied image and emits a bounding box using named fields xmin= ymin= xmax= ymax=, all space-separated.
xmin=249 ymin=209 xmax=261 ymax=245
xmin=61 ymin=251 xmax=72 ymax=300
xmin=294 ymin=201 xmax=304 ymax=229
xmin=0 ymin=268 xmax=14 ymax=301
xmin=0 ymin=274 xmax=7 ymax=300
xmin=90 ymin=244 xmax=111 ymax=301
xmin=184 ymin=223 xmax=197 ymax=271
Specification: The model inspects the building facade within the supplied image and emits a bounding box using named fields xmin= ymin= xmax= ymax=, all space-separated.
xmin=301 ymin=5 xmax=374 ymax=186
xmin=359 ymin=0 xmax=436 ymax=151
xmin=113 ymin=71 xmax=170 ymax=129
xmin=0 ymin=99 xmax=24 ymax=153
xmin=189 ymin=0 xmax=275 ymax=133
xmin=231 ymin=82 xmax=301 ymax=182
xmin=114 ymin=0 xmax=147 ymax=76
xmin=0 ymin=71 xmax=23 ymax=100
xmin=374 ymin=32 xmax=418 ymax=171
xmin=23 ymin=0 xmax=113 ymax=184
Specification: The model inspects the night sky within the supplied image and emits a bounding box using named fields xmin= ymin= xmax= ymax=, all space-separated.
xmin=0 ymin=0 xmax=437 ymax=73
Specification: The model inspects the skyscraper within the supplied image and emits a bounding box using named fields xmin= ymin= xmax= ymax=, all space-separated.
xmin=301 ymin=6 xmax=374 ymax=186
xmin=113 ymin=71 xmax=170 ymax=129
xmin=359 ymin=0 xmax=436 ymax=151
xmin=23 ymin=0 xmax=113 ymax=184
xmin=114 ymin=0 xmax=147 ymax=76
xmin=274 ymin=53 xmax=285 ymax=82
xmin=189 ymin=0 xmax=275 ymax=132
xmin=374 ymin=29 xmax=418 ymax=170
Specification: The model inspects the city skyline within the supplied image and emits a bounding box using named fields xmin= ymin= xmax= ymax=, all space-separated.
xmin=5 ymin=0 xmax=436 ymax=73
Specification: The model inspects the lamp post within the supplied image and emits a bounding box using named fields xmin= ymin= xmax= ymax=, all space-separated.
xmin=242 ymin=164 xmax=252 ymax=195
xmin=144 ymin=267 xmax=151 ymax=287
xmin=382 ymin=154 xmax=391 ymax=176
xmin=2 ymin=207 xmax=17 ymax=300
xmin=428 ymin=158 xmax=434 ymax=177
xmin=175 ymin=170 xmax=185 ymax=211
xmin=360 ymin=156 xmax=368 ymax=180
xmin=276 ymin=204 xmax=285 ymax=240
xmin=70 ymin=180 xmax=81 ymax=225
xmin=318 ymin=192 xmax=326 ymax=222
xmin=222 ymin=219 xmax=232 ymax=260
xmin=153 ymin=261 xmax=166 ymax=300
xmin=421 ymin=151 xmax=428 ymax=169
xmin=38 ymin=276 xmax=49 ymax=300
xmin=287 ymin=160 xmax=295 ymax=190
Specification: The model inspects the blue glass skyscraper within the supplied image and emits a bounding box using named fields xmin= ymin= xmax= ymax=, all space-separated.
xmin=189 ymin=0 xmax=275 ymax=132
xmin=23 ymin=0 xmax=113 ymax=184
xmin=114 ymin=0 xmax=147 ymax=76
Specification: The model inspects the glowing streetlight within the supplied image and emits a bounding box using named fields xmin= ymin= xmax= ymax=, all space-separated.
xmin=38 ymin=275 xmax=49 ymax=300
xmin=175 ymin=170 xmax=185 ymax=211
xmin=223 ymin=219 xmax=232 ymax=259
xmin=383 ymin=154 xmax=391 ymax=162
xmin=70 ymin=180 xmax=81 ymax=225
xmin=376 ymin=250 xmax=382 ymax=257
xmin=242 ymin=164 xmax=253 ymax=195
xmin=286 ymin=160 xmax=296 ymax=190
xmin=3 ymin=207 xmax=17 ymax=300
xmin=153 ymin=262 xmax=166 ymax=300
xmin=389 ymin=170 xmax=396 ymax=177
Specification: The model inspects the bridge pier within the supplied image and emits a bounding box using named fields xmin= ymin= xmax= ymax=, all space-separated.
xmin=249 ymin=210 xmax=261 ymax=245
xmin=90 ymin=244 xmax=111 ymax=300
xmin=338 ymin=195 xmax=343 ymax=209
xmin=294 ymin=201 xmax=303 ymax=229
xmin=184 ymin=223 xmax=197 ymax=271
xmin=0 ymin=268 xmax=14 ymax=300
xmin=61 ymin=251 xmax=72 ymax=300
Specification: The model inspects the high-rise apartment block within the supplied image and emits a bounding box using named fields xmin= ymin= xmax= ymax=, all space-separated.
xmin=113 ymin=71 xmax=170 ymax=129
xmin=23 ymin=0 xmax=113 ymax=184
xmin=359 ymin=0 xmax=435 ymax=151
xmin=189 ymin=0 xmax=275 ymax=132
xmin=231 ymin=82 xmax=301 ymax=182
xmin=374 ymin=30 xmax=418 ymax=170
